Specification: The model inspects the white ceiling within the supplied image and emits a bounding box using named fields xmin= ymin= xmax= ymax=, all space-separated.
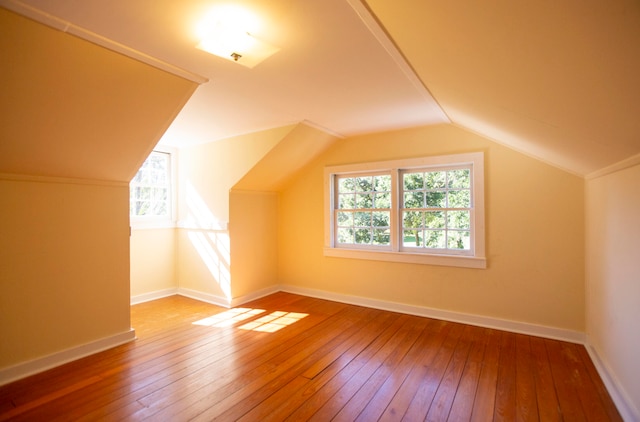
xmin=2 ymin=0 xmax=447 ymax=148
xmin=3 ymin=0 xmax=639 ymax=176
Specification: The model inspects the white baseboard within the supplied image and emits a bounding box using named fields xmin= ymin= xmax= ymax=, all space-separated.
xmin=131 ymin=288 xmax=178 ymax=305
xmin=176 ymin=287 xmax=230 ymax=308
xmin=230 ymin=285 xmax=281 ymax=307
xmin=279 ymin=284 xmax=586 ymax=344
xmin=0 ymin=329 xmax=136 ymax=387
xmin=133 ymin=285 xmax=585 ymax=344
xmin=585 ymin=342 xmax=639 ymax=422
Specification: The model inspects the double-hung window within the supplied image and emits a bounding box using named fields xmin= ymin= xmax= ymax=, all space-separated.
xmin=130 ymin=149 xmax=174 ymax=228
xmin=324 ymin=152 xmax=486 ymax=269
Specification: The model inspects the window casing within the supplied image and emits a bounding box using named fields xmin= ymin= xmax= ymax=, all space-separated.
xmin=324 ymin=152 xmax=486 ymax=269
xmin=130 ymin=150 xmax=175 ymax=228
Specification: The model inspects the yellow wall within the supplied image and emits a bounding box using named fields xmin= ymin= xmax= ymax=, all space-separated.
xmin=229 ymin=190 xmax=279 ymax=298
xmin=0 ymin=8 xmax=198 ymax=374
xmin=278 ymin=124 xmax=585 ymax=331
xmin=586 ymin=163 xmax=640 ymax=417
xmin=130 ymin=228 xmax=177 ymax=298
xmin=0 ymin=8 xmax=198 ymax=183
xmin=177 ymin=126 xmax=295 ymax=227
xmin=0 ymin=177 xmax=130 ymax=368
xmin=176 ymin=127 xmax=294 ymax=300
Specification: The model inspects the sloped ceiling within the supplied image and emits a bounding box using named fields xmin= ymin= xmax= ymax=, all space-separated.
xmin=364 ymin=0 xmax=640 ymax=175
xmin=0 ymin=0 xmax=446 ymax=153
xmin=2 ymin=0 xmax=639 ymax=177
xmin=233 ymin=122 xmax=340 ymax=192
xmin=0 ymin=8 xmax=198 ymax=182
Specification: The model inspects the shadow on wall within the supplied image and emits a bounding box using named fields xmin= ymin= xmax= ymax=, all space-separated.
xmin=183 ymin=181 xmax=231 ymax=301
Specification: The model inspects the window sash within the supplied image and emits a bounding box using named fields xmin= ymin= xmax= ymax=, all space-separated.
xmin=130 ymin=151 xmax=172 ymax=222
xmin=324 ymin=152 xmax=485 ymax=268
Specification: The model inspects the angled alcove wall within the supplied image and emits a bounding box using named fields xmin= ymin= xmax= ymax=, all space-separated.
xmin=0 ymin=7 xmax=199 ymax=378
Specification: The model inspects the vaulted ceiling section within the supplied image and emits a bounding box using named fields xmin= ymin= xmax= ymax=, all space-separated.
xmin=1 ymin=0 xmax=639 ymax=177
xmin=364 ymin=0 xmax=640 ymax=175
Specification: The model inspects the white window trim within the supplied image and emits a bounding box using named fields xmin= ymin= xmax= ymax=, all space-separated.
xmin=324 ymin=152 xmax=486 ymax=269
xmin=130 ymin=145 xmax=178 ymax=230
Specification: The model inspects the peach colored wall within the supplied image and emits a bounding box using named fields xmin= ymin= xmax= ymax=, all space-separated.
xmin=0 ymin=8 xmax=198 ymax=376
xmin=177 ymin=126 xmax=294 ymax=226
xmin=586 ymin=163 xmax=640 ymax=419
xmin=0 ymin=8 xmax=198 ymax=183
xmin=229 ymin=190 xmax=279 ymax=298
xmin=176 ymin=127 xmax=293 ymax=299
xmin=0 ymin=177 xmax=131 ymax=369
xmin=278 ymin=124 xmax=585 ymax=331
xmin=130 ymin=228 xmax=177 ymax=298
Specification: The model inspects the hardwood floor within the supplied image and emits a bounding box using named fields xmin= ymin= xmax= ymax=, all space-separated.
xmin=0 ymin=293 xmax=622 ymax=421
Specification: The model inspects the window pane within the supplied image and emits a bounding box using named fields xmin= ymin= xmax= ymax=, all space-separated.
xmin=374 ymin=191 xmax=391 ymax=208
xmin=372 ymin=229 xmax=390 ymax=245
xmin=403 ymin=211 xmax=423 ymax=229
xmin=425 ymin=171 xmax=446 ymax=189
xmin=139 ymin=187 xmax=151 ymax=200
xmin=372 ymin=211 xmax=390 ymax=227
xmin=355 ymin=177 xmax=373 ymax=192
xmin=130 ymin=151 xmax=170 ymax=218
xmin=403 ymin=229 xmax=423 ymax=247
xmin=447 ymin=190 xmax=470 ymax=208
xmin=338 ymin=177 xmax=356 ymax=193
xmin=374 ymin=175 xmax=391 ymax=192
xmin=337 ymin=212 xmax=353 ymax=226
xmin=425 ymin=211 xmax=445 ymax=229
xmin=153 ymin=188 xmax=168 ymax=201
xmin=447 ymin=169 xmax=470 ymax=189
xmin=448 ymin=211 xmax=470 ymax=229
xmin=153 ymin=201 xmax=167 ymax=215
xmin=355 ymin=228 xmax=371 ymax=244
xmin=448 ymin=231 xmax=470 ymax=250
xmin=404 ymin=192 xmax=424 ymax=208
xmin=425 ymin=191 xmax=445 ymax=207
xmin=338 ymin=194 xmax=355 ymax=209
xmin=134 ymin=201 xmax=149 ymax=216
xmin=354 ymin=212 xmax=371 ymax=227
xmin=337 ymin=227 xmax=354 ymax=244
xmin=403 ymin=173 xmax=424 ymax=190
xmin=425 ymin=230 xmax=446 ymax=248
xmin=355 ymin=193 xmax=373 ymax=209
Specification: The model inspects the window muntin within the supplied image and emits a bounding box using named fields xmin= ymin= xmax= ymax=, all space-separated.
xmin=401 ymin=167 xmax=472 ymax=254
xmin=325 ymin=152 xmax=485 ymax=268
xmin=130 ymin=151 xmax=171 ymax=220
xmin=335 ymin=174 xmax=391 ymax=247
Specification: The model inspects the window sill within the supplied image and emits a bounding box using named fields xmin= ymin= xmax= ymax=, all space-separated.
xmin=130 ymin=219 xmax=176 ymax=230
xmin=323 ymin=247 xmax=487 ymax=269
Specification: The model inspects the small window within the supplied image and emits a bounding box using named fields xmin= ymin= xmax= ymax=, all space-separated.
xmin=130 ymin=151 xmax=172 ymax=224
xmin=324 ymin=152 xmax=486 ymax=269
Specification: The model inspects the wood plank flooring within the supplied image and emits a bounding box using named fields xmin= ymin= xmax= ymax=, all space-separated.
xmin=0 ymin=293 xmax=622 ymax=421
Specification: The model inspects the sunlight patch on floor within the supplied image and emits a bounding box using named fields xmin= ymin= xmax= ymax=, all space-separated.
xmin=239 ymin=311 xmax=308 ymax=332
xmin=192 ymin=308 xmax=308 ymax=332
xmin=193 ymin=308 xmax=265 ymax=327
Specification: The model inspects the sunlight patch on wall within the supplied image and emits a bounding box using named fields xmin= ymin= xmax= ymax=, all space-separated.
xmin=184 ymin=182 xmax=227 ymax=230
xmin=184 ymin=180 xmax=231 ymax=301
xmin=186 ymin=230 xmax=231 ymax=299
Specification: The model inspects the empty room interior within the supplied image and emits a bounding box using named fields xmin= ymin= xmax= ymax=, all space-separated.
xmin=1 ymin=0 xmax=639 ymax=420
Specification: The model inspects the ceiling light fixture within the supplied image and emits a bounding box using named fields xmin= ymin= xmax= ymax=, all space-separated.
xmin=195 ymin=7 xmax=279 ymax=68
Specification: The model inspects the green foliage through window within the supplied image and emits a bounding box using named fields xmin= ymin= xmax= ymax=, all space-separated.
xmin=336 ymin=175 xmax=391 ymax=246
xmin=401 ymin=168 xmax=471 ymax=250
